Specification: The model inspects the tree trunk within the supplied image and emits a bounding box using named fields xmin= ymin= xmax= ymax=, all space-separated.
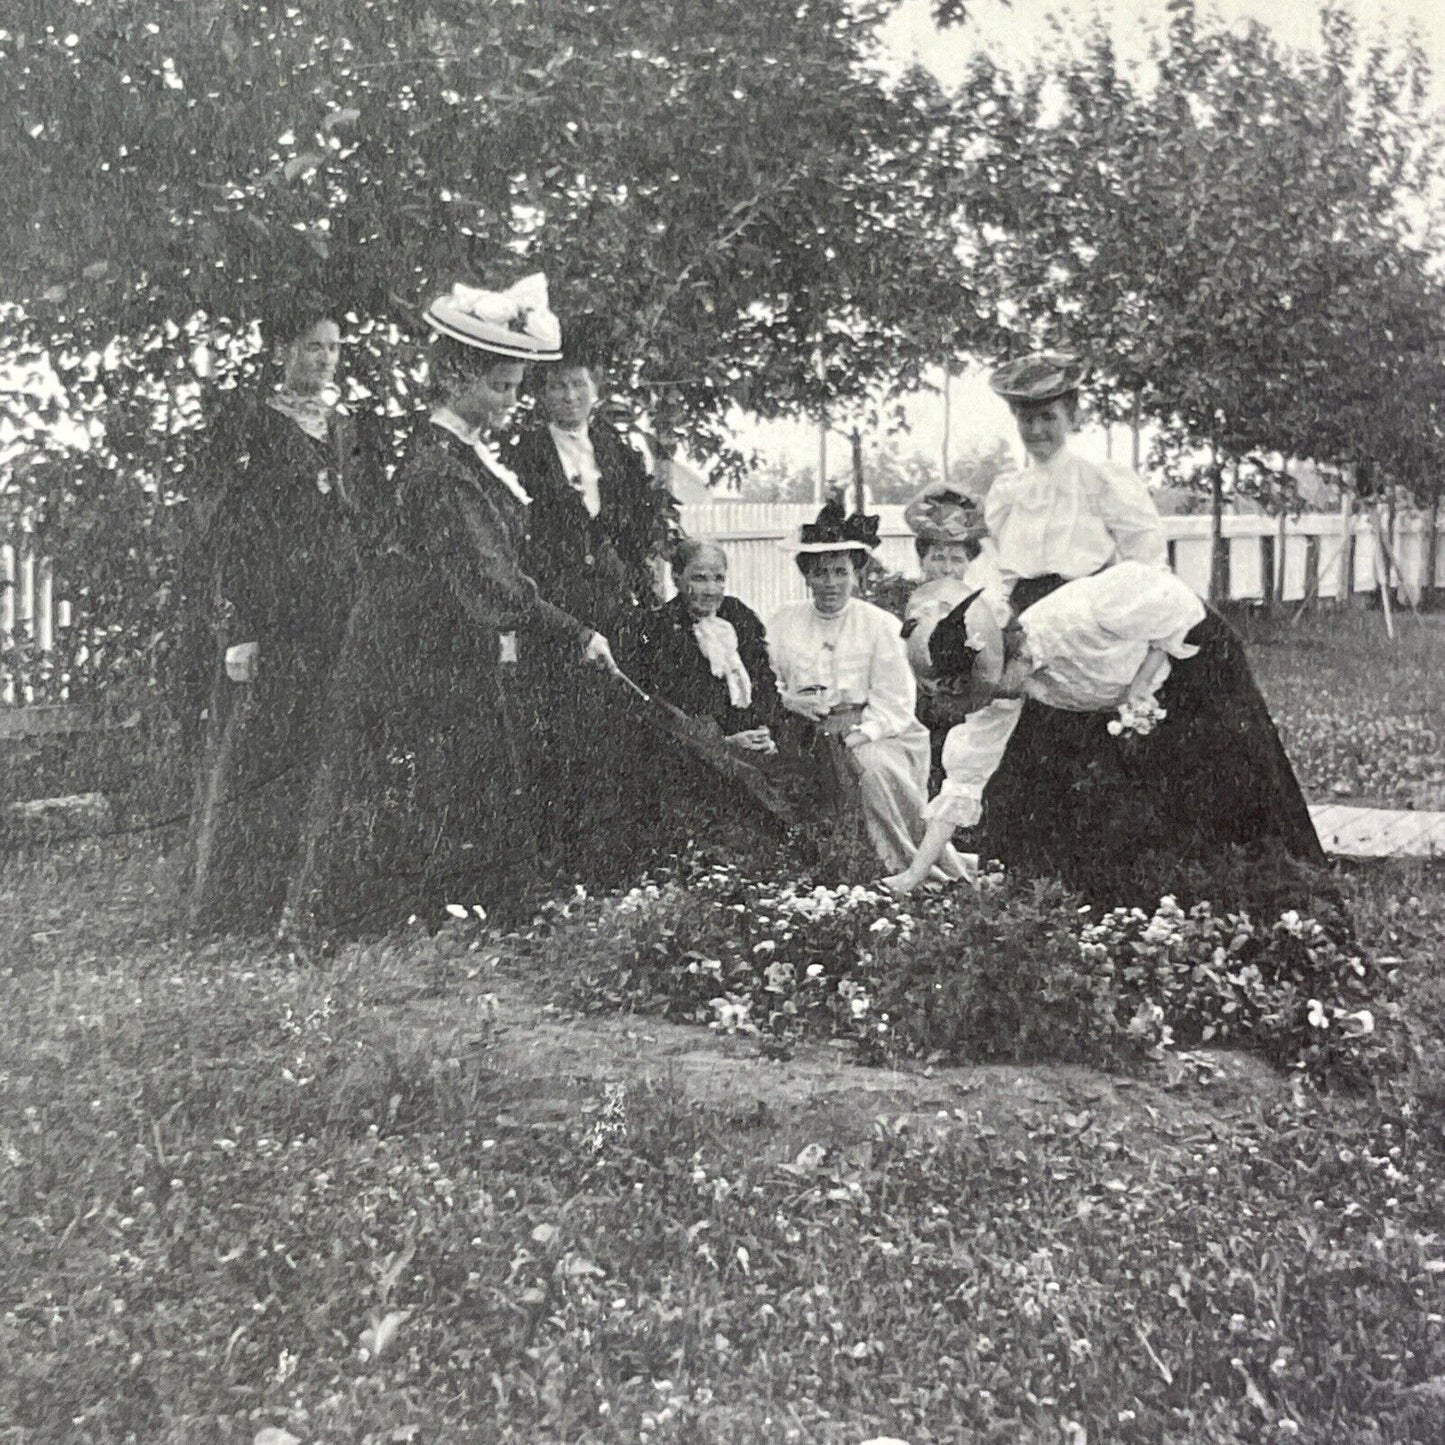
xmin=1427 ymin=485 xmax=1441 ymax=609
xmin=940 ymin=362 xmax=952 ymax=485
xmin=1209 ymin=456 xmax=1226 ymax=605
xmin=1131 ymin=392 xmax=1142 ymax=471
xmin=851 ymin=428 xmax=865 ymax=514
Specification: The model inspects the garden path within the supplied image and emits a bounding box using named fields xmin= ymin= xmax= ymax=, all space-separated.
xmin=1309 ymin=803 xmax=1445 ymax=859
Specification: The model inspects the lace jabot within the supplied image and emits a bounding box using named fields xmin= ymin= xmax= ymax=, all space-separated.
xmin=692 ymin=614 xmax=753 ymax=710
xmin=268 ymin=388 xmax=333 ymax=443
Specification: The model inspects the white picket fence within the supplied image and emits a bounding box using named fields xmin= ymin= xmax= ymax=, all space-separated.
xmin=2 ymin=502 xmax=1440 ymax=705
xmin=676 ymin=501 xmax=1445 ymax=619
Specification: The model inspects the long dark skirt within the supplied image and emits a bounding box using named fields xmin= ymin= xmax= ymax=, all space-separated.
xmin=982 ymin=608 xmax=1326 ymax=897
xmin=184 ymin=655 xmax=330 ymax=932
xmin=283 ymin=567 xmax=538 ymax=939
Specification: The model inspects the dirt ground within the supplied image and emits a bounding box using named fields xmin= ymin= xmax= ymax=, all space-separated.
xmin=386 ymin=949 xmax=1293 ymax=1168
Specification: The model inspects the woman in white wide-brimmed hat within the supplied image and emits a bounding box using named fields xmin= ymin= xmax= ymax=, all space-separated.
xmin=284 ymin=274 xmax=617 ymax=937
xmin=766 ymin=498 xmax=972 ymax=882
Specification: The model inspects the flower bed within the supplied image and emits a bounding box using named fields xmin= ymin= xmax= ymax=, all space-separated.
xmin=530 ymin=859 xmax=1399 ymax=1084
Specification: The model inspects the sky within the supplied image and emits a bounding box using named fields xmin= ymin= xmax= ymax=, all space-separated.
xmin=730 ymin=0 xmax=1445 ymax=488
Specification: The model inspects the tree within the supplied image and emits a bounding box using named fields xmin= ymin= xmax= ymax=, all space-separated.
xmin=963 ymin=3 xmax=1445 ymax=597
xmin=0 ymin=0 xmax=1001 ymax=694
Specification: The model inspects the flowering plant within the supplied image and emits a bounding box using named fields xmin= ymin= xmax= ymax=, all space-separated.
xmin=1077 ymin=895 xmax=1398 ymax=1082
xmin=1108 ymin=694 xmax=1167 ymax=738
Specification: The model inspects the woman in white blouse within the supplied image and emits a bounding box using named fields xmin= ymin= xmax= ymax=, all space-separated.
xmin=768 ymin=500 xmax=971 ymax=881
xmin=985 ymin=352 xmax=1167 ymax=613
xmin=884 ymin=562 xmax=1324 ymax=894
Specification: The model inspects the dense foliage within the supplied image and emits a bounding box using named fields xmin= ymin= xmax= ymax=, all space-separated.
xmin=3 ymin=0 xmax=1444 ymax=692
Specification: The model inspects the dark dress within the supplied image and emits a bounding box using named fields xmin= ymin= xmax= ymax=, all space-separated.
xmin=501 ymin=419 xmax=676 ymax=635
xmin=183 ymin=397 xmax=377 ymax=932
xmin=501 ymin=420 xmax=680 ymax=859
xmin=982 ymin=607 xmax=1327 ymax=896
xmin=281 ymin=421 xmax=592 ymax=938
xmin=629 ymin=594 xmax=784 ymax=738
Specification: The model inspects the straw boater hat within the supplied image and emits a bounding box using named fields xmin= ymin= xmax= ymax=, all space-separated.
xmin=791 ymin=497 xmax=880 ymax=555
xmin=989 ymin=350 xmax=1086 ymax=405
xmin=423 ymin=273 xmax=563 ymax=360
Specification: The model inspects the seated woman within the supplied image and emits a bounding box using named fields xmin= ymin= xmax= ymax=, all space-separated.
xmin=899 ymin=487 xmax=1005 ymax=768
xmin=768 ymin=499 xmax=971 ymax=883
xmin=884 ymin=561 xmax=1325 ymax=895
xmin=629 ymin=538 xmax=784 ymax=752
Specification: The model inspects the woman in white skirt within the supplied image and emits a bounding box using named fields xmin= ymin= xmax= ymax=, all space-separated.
xmin=767 ymin=499 xmax=971 ymax=882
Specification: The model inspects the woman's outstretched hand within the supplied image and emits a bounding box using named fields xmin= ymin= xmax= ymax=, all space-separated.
xmin=583 ymin=632 xmax=620 ymax=675
xmin=725 ymin=726 xmax=776 ymax=754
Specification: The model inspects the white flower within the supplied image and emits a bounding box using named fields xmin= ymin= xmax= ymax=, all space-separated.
xmin=1278 ymin=910 xmax=1304 ymax=936
xmin=1341 ymin=1009 xmax=1375 ymax=1037
xmin=1306 ymin=999 xmax=1329 ymax=1029
xmin=869 ymin=917 xmax=896 ymax=936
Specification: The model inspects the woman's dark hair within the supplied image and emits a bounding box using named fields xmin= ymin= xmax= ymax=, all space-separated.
xmin=796 ymin=549 xmax=869 ymax=578
xmin=258 ymin=289 xmax=338 ymax=349
xmin=672 ymin=537 xmax=728 ymax=575
xmin=915 ymin=535 xmax=982 ymax=563
xmin=429 ymin=336 xmax=515 ymax=388
xmin=1010 ymin=388 xmax=1082 ymax=422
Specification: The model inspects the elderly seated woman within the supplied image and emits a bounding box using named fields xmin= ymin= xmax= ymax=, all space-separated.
xmin=767 ymin=500 xmax=972 ymax=883
xmin=882 ymin=560 xmax=1325 ymax=895
xmin=629 ymin=538 xmax=784 ymax=752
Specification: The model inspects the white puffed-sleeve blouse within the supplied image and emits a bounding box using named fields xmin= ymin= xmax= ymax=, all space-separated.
xmin=924 ymin=563 xmax=1206 ymax=828
xmin=984 ymin=442 xmax=1167 ymax=593
xmin=767 ymin=597 xmax=921 ymax=744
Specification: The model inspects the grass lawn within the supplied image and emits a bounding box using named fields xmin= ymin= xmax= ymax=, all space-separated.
xmin=2 ymin=606 xmax=1444 ymax=1444
xmin=2 ymin=837 xmax=1444 ymax=1444
xmin=1244 ymin=608 xmax=1445 ymax=808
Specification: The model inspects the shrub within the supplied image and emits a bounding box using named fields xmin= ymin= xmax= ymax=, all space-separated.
xmin=529 ymin=857 xmax=1398 ymax=1082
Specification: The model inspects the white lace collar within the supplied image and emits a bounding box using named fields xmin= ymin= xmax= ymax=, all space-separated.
xmin=430 ymin=407 xmax=531 ymax=505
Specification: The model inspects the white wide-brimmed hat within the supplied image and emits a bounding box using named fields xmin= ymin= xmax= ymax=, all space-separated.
xmin=424 ymin=273 xmax=563 ymax=360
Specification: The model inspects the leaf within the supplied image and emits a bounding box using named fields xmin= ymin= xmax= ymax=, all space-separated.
xmin=791 ymin=1141 xmax=828 ymax=1173
xmin=322 ymin=107 xmax=362 ymax=131
xmin=530 ymin=1222 xmax=559 ymax=1247
xmin=282 ymin=153 xmax=325 ymax=182
xmin=359 ymin=1308 xmax=412 ymax=1360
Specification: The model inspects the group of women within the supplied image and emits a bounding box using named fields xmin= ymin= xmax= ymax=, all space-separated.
xmin=180 ymin=276 xmax=1325 ymax=941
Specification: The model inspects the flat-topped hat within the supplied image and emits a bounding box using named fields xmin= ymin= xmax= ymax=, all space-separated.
xmin=989 ymin=350 xmax=1085 ymax=405
xmin=907 ymin=486 xmax=987 ymax=544
xmin=424 ymin=273 xmax=563 ymax=360
xmin=791 ymin=496 xmax=880 ymax=554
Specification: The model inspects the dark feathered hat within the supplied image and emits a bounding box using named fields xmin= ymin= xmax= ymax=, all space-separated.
xmin=792 ymin=496 xmax=880 ymax=555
